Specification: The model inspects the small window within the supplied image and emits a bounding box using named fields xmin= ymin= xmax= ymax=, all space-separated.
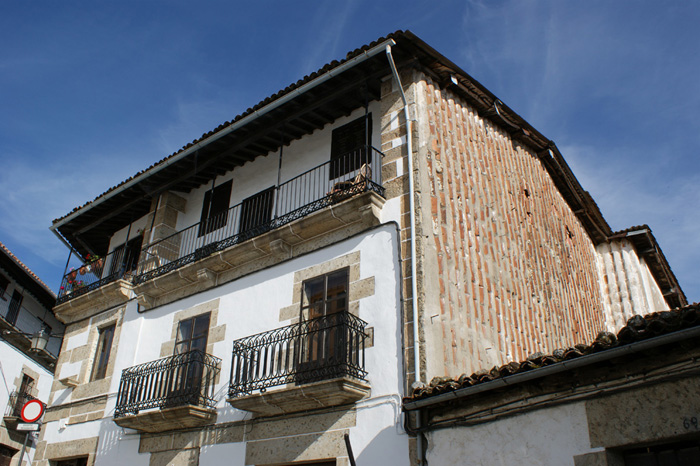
xmin=19 ymin=374 xmax=34 ymax=396
xmin=330 ymin=114 xmax=372 ymax=179
xmin=238 ymin=187 xmax=275 ymax=239
xmin=199 ymin=180 xmax=233 ymax=237
xmin=5 ymin=290 xmax=23 ymax=326
xmin=91 ymin=324 xmax=115 ymax=381
xmin=174 ymin=313 xmax=210 ymax=355
xmin=0 ymin=274 xmax=8 ymax=299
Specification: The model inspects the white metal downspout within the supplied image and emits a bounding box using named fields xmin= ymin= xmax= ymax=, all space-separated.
xmin=386 ymin=44 xmax=424 ymax=465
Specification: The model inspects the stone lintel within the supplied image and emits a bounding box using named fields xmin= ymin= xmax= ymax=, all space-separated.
xmin=113 ymin=405 xmax=217 ymax=433
xmin=227 ymin=377 xmax=371 ymax=416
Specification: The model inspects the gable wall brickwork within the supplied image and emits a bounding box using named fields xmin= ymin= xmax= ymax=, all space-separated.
xmin=413 ymin=73 xmax=606 ymax=377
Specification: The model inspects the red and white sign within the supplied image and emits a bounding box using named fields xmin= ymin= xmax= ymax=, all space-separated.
xmin=20 ymin=399 xmax=44 ymax=423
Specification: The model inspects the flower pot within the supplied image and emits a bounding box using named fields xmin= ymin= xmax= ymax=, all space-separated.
xmin=79 ymin=266 xmax=87 ymax=275
xmin=68 ymin=270 xmax=77 ymax=281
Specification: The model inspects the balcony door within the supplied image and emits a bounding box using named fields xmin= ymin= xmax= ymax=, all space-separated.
xmin=298 ymin=268 xmax=349 ymax=383
xmin=168 ymin=313 xmax=210 ymax=406
xmin=238 ymin=187 xmax=275 ymax=242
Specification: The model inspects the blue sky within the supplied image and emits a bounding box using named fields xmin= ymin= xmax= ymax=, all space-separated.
xmin=1 ymin=1 xmax=698 ymax=302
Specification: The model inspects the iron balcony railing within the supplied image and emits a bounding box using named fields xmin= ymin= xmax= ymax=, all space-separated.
xmin=134 ymin=146 xmax=384 ymax=284
xmin=4 ymin=390 xmax=35 ymax=418
xmin=56 ymin=245 xmax=140 ymax=304
xmin=0 ymin=300 xmax=61 ymax=357
xmin=229 ymin=312 xmax=367 ymax=398
xmin=114 ymin=349 xmax=221 ymax=418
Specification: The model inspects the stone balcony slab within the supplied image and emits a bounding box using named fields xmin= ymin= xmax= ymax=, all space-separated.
xmin=135 ymin=191 xmax=384 ymax=310
xmin=113 ymin=405 xmax=217 ymax=433
xmin=227 ymin=377 xmax=371 ymax=416
xmin=53 ymin=279 xmax=132 ymax=324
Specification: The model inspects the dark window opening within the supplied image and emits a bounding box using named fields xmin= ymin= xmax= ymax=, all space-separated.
xmin=199 ymin=180 xmax=233 ymax=237
xmin=238 ymin=187 xmax=275 ymax=240
xmin=330 ymin=114 xmax=372 ymax=179
xmin=5 ymin=290 xmax=23 ymax=326
xmin=0 ymin=445 xmax=18 ymax=466
xmin=109 ymin=235 xmax=144 ymax=277
xmin=0 ymin=275 xmax=8 ymax=299
xmin=52 ymin=458 xmax=88 ymax=466
xmin=91 ymin=324 xmax=115 ymax=381
xmin=624 ymin=440 xmax=700 ymax=466
xmin=19 ymin=374 xmax=34 ymax=396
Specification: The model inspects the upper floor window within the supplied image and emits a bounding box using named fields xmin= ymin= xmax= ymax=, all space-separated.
xmin=199 ymin=180 xmax=233 ymax=237
xmin=330 ymin=114 xmax=372 ymax=179
xmin=5 ymin=290 xmax=23 ymax=326
xmin=301 ymin=268 xmax=349 ymax=321
xmin=174 ymin=313 xmax=210 ymax=355
xmin=0 ymin=274 xmax=8 ymax=299
xmin=91 ymin=324 xmax=115 ymax=381
xmin=110 ymin=235 xmax=143 ymax=276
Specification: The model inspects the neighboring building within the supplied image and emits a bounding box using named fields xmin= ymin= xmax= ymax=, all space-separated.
xmin=37 ymin=31 xmax=685 ymax=466
xmin=404 ymin=304 xmax=700 ymax=466
xmin=0 ymin=241 xmax=64 ymax=466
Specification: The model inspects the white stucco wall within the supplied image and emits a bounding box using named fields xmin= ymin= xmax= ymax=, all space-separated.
xmin=426 ymin=402 xmax=597 ymax=466
xmin=45 ymin=224 xmax=410 ymax=464
xmin=172 ymin=102 xmax=382 ymax=234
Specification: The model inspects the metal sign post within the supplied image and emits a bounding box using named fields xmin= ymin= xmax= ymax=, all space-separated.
xmin=17 ymin=431 xmax=31 ymax=466
xmin=17 ymin=399 xmax=45 ymax=465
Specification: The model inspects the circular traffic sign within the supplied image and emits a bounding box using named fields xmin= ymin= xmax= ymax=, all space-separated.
xmin=20 ymin=399 xmax=44 ymax=423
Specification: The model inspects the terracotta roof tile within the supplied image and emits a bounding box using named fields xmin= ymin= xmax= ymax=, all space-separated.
xmin=0 ymin=240 xmax=56 ymax=297
xmin=407 ymin=303 xmax=700 ymax=402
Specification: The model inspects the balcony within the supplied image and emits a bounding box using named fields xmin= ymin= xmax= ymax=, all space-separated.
xmin=227 ymin=312 xmax=370 ymax=416
xmin=54 ymin=247 xmax=136 ymax=322
xmin=113 ymin=350 xmax=221 ymax=433
xmin=56 ymin=147 xmax=385 ymax=309
xmin=0 ymin=298 xmax=60 ymax=367
xmin=3 ymin=390 xmax=34 ymax=429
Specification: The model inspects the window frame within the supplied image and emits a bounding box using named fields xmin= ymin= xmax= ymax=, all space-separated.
xmin=198 ymin=180 xmax=233 ymax=237
xmin=91 ymin=324 xmax=116 ymax=381
xmin=299 ymin=267 xmax=350 ymax=322
xmin=330 ymin=114 xmax=372 ymax=180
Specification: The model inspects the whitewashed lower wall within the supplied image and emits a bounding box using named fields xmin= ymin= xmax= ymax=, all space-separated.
xmin=426 ymin=402 xmax=595 ymax=466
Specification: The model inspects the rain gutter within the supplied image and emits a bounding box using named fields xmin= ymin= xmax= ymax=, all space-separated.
xmin=404 ymin=325 xmax=700 ymax=412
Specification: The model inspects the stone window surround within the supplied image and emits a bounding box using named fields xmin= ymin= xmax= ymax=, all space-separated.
xmin=159 ymin=298 xmax=226 ymax=359
xmin=13 ymin=365 xmax=41 ymax=398
xmin=278 ymin=251 xmax=376 ymax=347
xmin=50 ymin=306 xmax=124 ymax=404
